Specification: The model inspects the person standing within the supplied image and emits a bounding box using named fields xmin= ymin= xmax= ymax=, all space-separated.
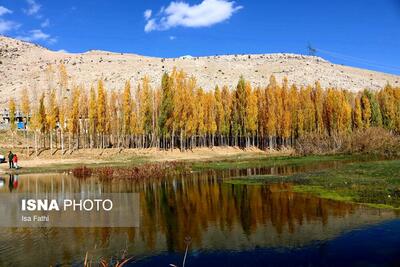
xmin=8 ymin=151 xmax=13 ymax=169
xmin=12 ymin=154 xmax=18 ymax=169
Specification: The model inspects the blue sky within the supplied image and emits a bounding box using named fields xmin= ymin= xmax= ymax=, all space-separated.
xmin=1 ymin=0 xmax=400 ymax=74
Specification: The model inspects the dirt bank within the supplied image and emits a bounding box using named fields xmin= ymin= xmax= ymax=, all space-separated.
xmin=0 ymin=147 xmax=294 ymax=174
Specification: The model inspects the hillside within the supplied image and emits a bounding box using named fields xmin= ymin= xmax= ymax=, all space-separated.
xmin=0 ymin=35 xmax=399 ymax=105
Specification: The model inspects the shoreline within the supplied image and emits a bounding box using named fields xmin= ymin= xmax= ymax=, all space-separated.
xmin=0 ymin=147 xmax=294 ymax=175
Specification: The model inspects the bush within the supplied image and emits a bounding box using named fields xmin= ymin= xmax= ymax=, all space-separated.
xmin=295 ymin=127 xmax=400 ymax=156
xmin=295 ymin=132 xmax=350 ymax=155
xmin=72 ymin=161 xmax=190 ymax=179
xmin=349 ymin=127 xmax=400 ymax=156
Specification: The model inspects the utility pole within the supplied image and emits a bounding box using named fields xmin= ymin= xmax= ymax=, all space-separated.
xmin=307 ymin=43 xmax=317 ymax=56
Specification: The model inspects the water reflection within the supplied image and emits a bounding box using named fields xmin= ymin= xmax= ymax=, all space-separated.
xmin=0 ymin=169 xmax=397 ymax=266
xmin=7 ymin=174 xmax=19 ymax=192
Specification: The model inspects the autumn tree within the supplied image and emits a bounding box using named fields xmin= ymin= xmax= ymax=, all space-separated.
xmin=79 ymin=89 xmax=89 ymax=148
xmin=67 ymin=86 xmax=81 ymax=150
xmin=231 ymin=76 xmax=247 ymax=147
xmin=361 ymin=95 xmax=371 ymax=128
xmin=38 ymin=93 xmax=47 ymax=148
xmin=88 ymin=86 xmax=97 ymax=148
xmin=221 ymin=85 xmax=231 ymax=145
xmin=265 ymin=76 xmax=277 ymax=148
xmin=122 ymin=80 xmax=132 ymax=147
xmin=8 ymin=98 xmax=16 ymax=147
xmin=353 ymin=96 xmax=363 ymax=129
xmin=20 ymin=88 xmax=31 ymax=154
xmin=158 ymin=72 xmax=174 ymax=149
xmin=47 ymin=89 xmax=58 ymax=151
xmin=313 ymin=82 xmax=324 ymax=134
xmin=108 ymin=90 xmax=119 ymax=148
xmin=214 ymin=86 xmax=224 ymax=145
xmin=139 ymin=76 xmax=154 ymax=147
xmin=245 ymin=82 xmax=258 ymax=147
xmin=9 ymin=67 xmax=400 ymax=153
xmin=363 ymin=89 xmax=382 ymax=127
xmin=97 ymin=80 xmax=107 ymax=148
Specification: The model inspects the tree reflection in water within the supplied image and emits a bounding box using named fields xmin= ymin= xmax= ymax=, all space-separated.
xmin=0 ymin=169 xmax=396 ymax=266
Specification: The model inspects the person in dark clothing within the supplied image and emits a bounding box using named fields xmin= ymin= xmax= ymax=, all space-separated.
xmin=8 ymin=151 xmax=13 ymax=169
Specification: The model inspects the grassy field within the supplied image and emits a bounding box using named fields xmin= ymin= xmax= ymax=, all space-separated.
xmin=225 ymin=159 xmax=400 ymax=209
xmin=2 ymin=156 xmax=150 ymax=174
xmin=5 ymin=152 xmax=366 ymax=175
xmin=191 ymin=154 xmax=380 ymax=170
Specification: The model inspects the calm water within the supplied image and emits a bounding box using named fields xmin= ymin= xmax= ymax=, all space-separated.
xmin=0 ymin=161 xmax=399 ymax=267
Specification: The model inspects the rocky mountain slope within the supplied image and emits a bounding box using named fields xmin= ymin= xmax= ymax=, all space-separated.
xmin=0 ymin=35 xmax=399 ymax=105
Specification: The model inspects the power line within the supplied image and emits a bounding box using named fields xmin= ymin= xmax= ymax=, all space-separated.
xmin=315 ymin=48 xmax=400 ymax=73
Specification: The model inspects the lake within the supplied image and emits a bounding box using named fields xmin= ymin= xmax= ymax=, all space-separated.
xmin=0 ymin=160 xmax=399 ymax=267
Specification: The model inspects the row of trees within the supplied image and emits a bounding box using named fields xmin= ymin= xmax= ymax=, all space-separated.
xmin=8 ymin=66 xmax=400 ymax=154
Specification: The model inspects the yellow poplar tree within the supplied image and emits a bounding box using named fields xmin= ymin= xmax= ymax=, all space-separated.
xmin=122 ymin=80 xmax=132 ymax=146
xmin=353 ymin=96 xmax=363 ymax=129
xmin=80 ymin=89 xmax=89 ymax=148
xmin=221 ymin=85 xmax=231 ymax=145
xmin=109 ymin=90 xmax=119 ymax=147
xmin=68 ymin=86 xmax=81 ymax=150
xmin=97 ymin=80 xmax=107 ymax=148
xmin=9 ymin=98 xmax=16 ymax=147
xmin=265 ymin=76 xmax=277 ymax=148
xmin=88 ymin=86 xmax=97 ymax=148
xmin=20 ymin=88 xmax=31 ymax=154
xmin=313 ymin=82 xmax=324 ymax=134
xmin=361 ymin=95 xmax=371 ymax=128
xmin=46 ymin=89 xmax=58 ymax=151
xmin=245 ymin=82 xmax=258 ymax=147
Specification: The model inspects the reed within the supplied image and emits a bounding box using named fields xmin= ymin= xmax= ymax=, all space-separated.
xmin=72 ymin=161 xmax=190 ymax=179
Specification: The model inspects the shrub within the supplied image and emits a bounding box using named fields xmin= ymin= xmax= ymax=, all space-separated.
xmin=349 ymin=127 xmax=400 ymax=156
xmin=72 ymin=162 xmax=190 ymax=179
xmin=295 ymin=127 xmax=400 ymax=156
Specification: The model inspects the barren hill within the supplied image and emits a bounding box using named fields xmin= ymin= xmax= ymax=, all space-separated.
xmin=1 ymin=35 xmax=399 ymax=105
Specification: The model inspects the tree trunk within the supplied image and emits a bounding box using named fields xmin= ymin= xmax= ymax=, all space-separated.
xmin=50 ymin=131 xmax=53 ymax=151
xmin=34 ymin=131 xmax=38 ymax=156
xmin=61 ymin=130 xmax=64 ymax=154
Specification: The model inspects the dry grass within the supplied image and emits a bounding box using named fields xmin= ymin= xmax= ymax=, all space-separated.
xmin=72 ymin=161 xmax=190 ymax=179
xmin=295 ymin=127 xmax=400 ymax=156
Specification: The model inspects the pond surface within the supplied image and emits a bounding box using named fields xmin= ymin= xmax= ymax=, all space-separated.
xmin=0 ymin=160 xmax=399 ymax=267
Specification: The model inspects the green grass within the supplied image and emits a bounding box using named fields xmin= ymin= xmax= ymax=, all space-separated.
xmin=4 ymin=152 xmax=358 ymax=175
xmin=225 ymin=159 xmax=400 ymax=209
xmin=3 ymin=156 xmax=150 ymax=175
xmin=224 ymin=174 xmax=308 ymax=185
xmin=293 ymin=185 xmax=354 ymax=202
xmin=191 ymin=154 xmax=375 ymax=171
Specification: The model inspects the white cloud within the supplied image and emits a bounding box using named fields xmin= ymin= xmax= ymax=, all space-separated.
xmin=0 ymin=19 xmax=19 ymax=34
xmin=0 ymin=6 xmax=12 ymax=16
xmin=169 ymin=35 xmax=176 ymax=40
xmin=0 ymin=6 xmax=18 ymax=34
xmin=24 ymin=0 xmax=41 ymax=16
xmin=144 ymin=9 xmax=152 ymax=20
xmin=16 ymin=29 xmax=57 ymax=44
xmin=48 ymin=37 xmax=57 ymax=44
xmin=144 ymin=18 xmax=157 ymax=32
xmin=144 ymin=0 xmax=242 ymax=32
xmin=41 ymin=18 xmax=50 ymax=27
